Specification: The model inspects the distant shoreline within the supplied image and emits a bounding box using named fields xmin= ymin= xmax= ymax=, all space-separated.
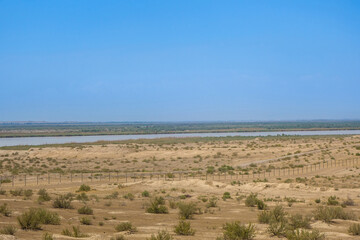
xmin=1 ymin=127 xmax=360 ymax=138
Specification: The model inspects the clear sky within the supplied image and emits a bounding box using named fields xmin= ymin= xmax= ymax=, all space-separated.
xmin=1 ymin=0 xmax=359 ymax=122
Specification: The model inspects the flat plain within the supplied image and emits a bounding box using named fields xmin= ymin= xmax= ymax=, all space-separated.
xmin=1 ymin=134 xmax=360 ymax=239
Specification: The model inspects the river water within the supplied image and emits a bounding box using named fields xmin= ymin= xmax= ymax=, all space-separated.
xmin=1 ymin=130 xmax=360 ymax=147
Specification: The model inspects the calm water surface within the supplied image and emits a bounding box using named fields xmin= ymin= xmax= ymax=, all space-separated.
xmin=1 ymin=130 xmax=360 ymax=147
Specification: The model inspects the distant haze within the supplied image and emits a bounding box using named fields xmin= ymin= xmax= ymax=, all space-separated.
xmin=1 ymin=1 xmax=359 ymax=121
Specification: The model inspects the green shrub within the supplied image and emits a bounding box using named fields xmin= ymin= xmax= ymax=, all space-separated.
xmin=123 ymin=193 xmax=135 ymax=201
xmin=258 ymin=211 xmax=272 ymax=224
xmin=17 ymin=209 xmax=42 ymax=230
xmin=0 ymin=225 xmax=16 ymax=235
xmin=178 ymin=202 xmax=198 ymax=219
xmin=23 ymin=189 xmax=33 ymax=199
xmin=286 ymin=229 xmax=325 ymax=240
xmin=206 ymin=197 xmax=218 ymax=208
xmin=245 ymin=193 xmax=259 ymax=207
xmin=36 ymin=208 xmax=60 ymax=225
xmin=115 ymin=222 xmax=137 ymax=233
xmin=327 ymin=196 xmax=339 ymax=206
xmin=76 ymin=192 xmax=89 ymax=202
xmin=146 ymin=197 xmax=169 ymax=214
xmin=38 ymin=189 xmax=51 ymax=202
xmin=256 ymin=199 xmax=267 ymax=210
xmin=142 ymin=190 xmax=150 ymax=197
xmin=62 ymin=226 xmax=88 ymax=238
xmin=0 ymin=203 xmax=11 ymax=217
xmin=78 ymin=205 xmax=93 ymax=215
xmin=349 ymin=223 xmax=360 ymax=235
xmin=271 ymin=205 xmax=287 ymax=222
xmin=53 ymin=194 xmax=73 ymax=209
xmin=219 ymin=222 xmax=256 ymax=240
xmin=78 ymin=184 xmax=91 ymax=192
xmin=222 ymin=192 xmax=231 ymax=200
xmin=169 ymin=200 xmax=178 ymax=209
xmin=315 ymin=199 xmax=321 ymax=204
xmin=80 ymin=217 xmax=92 ymax=225
xmin=10 ymin=189 xmax=23 ymax=196
xmin=43 ymin=232 xmax=54 ymax=240
xmin=105 ymin=192 xmax=119 ymax=199
xmin=148 ymin=230 xmax=173 ymax=240
xmin=174 ymin=220 xmax=195 ymax=236
xmin=313 ymin=206 xmax=356 ymax=223
xmin=288 ymin=214 xmax=311 ymax=230
xmin=267 ymin=220 xmax=287 ymax=237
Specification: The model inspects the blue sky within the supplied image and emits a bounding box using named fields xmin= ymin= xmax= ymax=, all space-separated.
xmin=0 ymin=0 xmax=359 ymax=121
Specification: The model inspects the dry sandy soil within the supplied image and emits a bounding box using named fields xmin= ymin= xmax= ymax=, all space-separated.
xmin=0 ymin=135 xmax=360 ymax=239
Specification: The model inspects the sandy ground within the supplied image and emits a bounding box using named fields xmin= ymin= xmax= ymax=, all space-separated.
xmin=0 ymin=135 xmax=360 ymax=239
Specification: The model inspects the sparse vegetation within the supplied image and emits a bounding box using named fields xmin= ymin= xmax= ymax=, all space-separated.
xmin=218 ymin=222 xmax=256 ymax=240
xmin=348 ymin=223 xmax=360 ymax=236
xmin=62 ymin=226 xmax=89 ymax=238
xmin=148 ymin=230 xmax=173 ymax=240
xmin=53 ymin=194 xmax=73 ymax=209
xmin=146 ymin=197 xmax=169 ymax=214
xmin=0 ymin=225 xmax=16 ymax=235
xmin=78 ymin=205 xmax=93 ymax=215
xmin=115 ymin=222 xmax=137 ymax=233
xmin=174 ymin=220 xmax=195 ymax=235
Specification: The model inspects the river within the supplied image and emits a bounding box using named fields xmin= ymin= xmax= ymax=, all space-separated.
xmin=1 ymin=130 xmax=360 ymax=147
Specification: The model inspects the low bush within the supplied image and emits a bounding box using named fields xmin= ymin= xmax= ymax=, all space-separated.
xmin=80 ymin=217 xmax=92 ymax=225
xmin=115 ymin=222 xmax=137 ymax=233
xmin=23 ymin=189 xmax=33 ymax=199
xmin=123 ymin=193 xmax=135 ymax=201
xmin=222 ymin=192 xmax=231 ymax=200
xmin=148 ymin=230 xmax=173 ymax=240
xmin=78 ymin=184 xmax=91 ymax=192
xmin=286 ymin=229 xmax=325 ymax=240
xmin=0 ymin=225 xmax=16 ymax=235
xmin=105 ymin=192 xmax=119 ymax=199
xmin=78 ymin=205 xmax=93 ymax=215
xmin=169 ymin=200 xmax=178 ymax=209
xmin=43 ymin=232 xmax=54 ymax=240
xmin=313 ymin=206 xmax=356 ymax=223
xmin=245 ymin=193 xmax=259 ymax=207
xmin=146 ymin=197 xmax=169 ymax=214
xmin=219 ymin=222 xmax=256 ymax=240
xmin=349 ymin=223 xmax=360 ymax=236
xmin=258 ymin=211 xmax=272 ymax=224
xmin=178 ymin=202 xmax=198 ymax=219
xmin=256 ymin=199 xmax=267 ymax=210
xmin=76 ymin=192 xmax=90 ymax=202
xmin=268 ymin=220 xmax=287 ymax=237
xmin=288 ymin=214 xmax=311 ymax=230
xmin=38 ymin=189 xmax=51 ymax=202
xmin=10 ymin=189 xmax=23 ymax=197
xmin=62 ymin=226 xmax=88 ymax=238
xmin=327 ymin=196 xmax=339 ymax=206
xmin=53 ymin=194 xmax=73 ymax=209
xmin=174 ymin=220 xmax=195 ymax=236
xmin=0 ymin=203 xmax=11 ymax=217
xmin=36 ymin=208 xmax=60 ymax=225
xmin=17 ymin=208 xmax=60 ymax=230
xmin=206 ymin=197 xmax=218 ymax=208
xmin=142 ymin=190 xmax=150 ymax=197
